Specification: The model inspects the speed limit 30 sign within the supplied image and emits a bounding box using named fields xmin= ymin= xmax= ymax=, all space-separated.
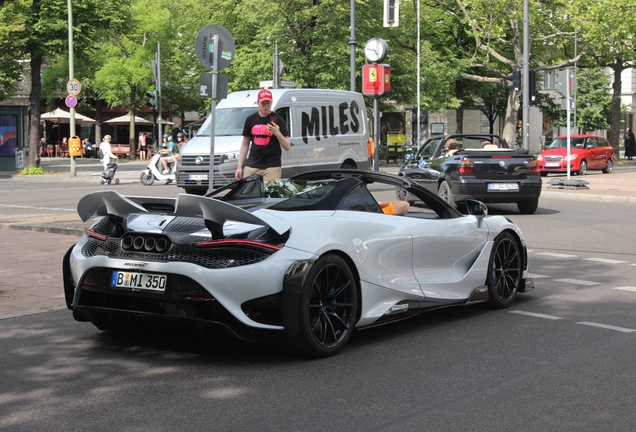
xmin=67 ymin=79 xmax=81 ymax=96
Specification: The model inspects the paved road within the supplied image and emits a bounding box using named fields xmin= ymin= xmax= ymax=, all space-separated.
xmin=2 ymin=159 xmax=636 ymax=430
xmin=1 ymin=157 xmax=636 ymax=318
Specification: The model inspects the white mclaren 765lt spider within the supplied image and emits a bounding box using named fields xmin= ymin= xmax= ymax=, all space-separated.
xmin=63 ymin=170 xmax=534 ymax=357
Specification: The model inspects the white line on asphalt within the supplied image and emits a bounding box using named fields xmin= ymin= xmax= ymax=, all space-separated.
xmin=552 ymin=278 xmax=602 ymax=286
xmin=535 ymin=252 xmax=578 ymax=258
xmin=509 ymin=311 xmax=563 ymax=320
xmin=577 ymin=322 xmax=636 ymax=333
xmin=612 ymin=286 xmax=636 ymax=293
xmin=0 ymin=204 xmax=75 ymax=212
xmin=528 ymin=273 xmax=550 ymax=279
xmin=583 ymin=257 xmax=628 ymax=264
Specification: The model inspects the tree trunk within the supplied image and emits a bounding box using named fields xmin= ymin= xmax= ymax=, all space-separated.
xmin=27 ymin=55 xmax=42 ymax=169
xmin=502 ymin=91 xmax=521 ymax=147
xmin=455 ymin=80 xmax=464 ymax=134
xmin=95 ymin=99 xmax=103 ymax=145
xmin=609 ymin=61 xmax=624 ymax=153
xmin=128 ymin=85 xmax=137 ymax=160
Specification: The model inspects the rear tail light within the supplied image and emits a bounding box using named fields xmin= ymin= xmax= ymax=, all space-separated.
xmin=528 ymin=159 xmax=540 ymax=174
xmin=367 ymin=138 xmax=375 ymax=158
xmin=195 ymin=239 xmax=282 ymax=252
xmin=458 ymin=159 xmax=475 ymax=175
xmin=85 ymin=229 xmax=108 ymax=241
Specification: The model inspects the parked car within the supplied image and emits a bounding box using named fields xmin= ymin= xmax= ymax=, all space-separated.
xmin=537 ymin=134 xmax=615 ymax=176
xmin=63 ymin=170 xmax=534 ymax=357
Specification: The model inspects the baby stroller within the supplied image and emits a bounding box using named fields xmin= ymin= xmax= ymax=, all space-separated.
xmin=100 ymin=162 xmax=120 ymax=185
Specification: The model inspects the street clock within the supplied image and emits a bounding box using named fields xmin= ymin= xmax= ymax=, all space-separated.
xmin=364 ymin=38 xmax=388 ymax=63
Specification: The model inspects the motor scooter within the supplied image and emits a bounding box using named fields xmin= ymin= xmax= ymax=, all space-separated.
xmin=140 ymin=150 xmax=176 ymax=186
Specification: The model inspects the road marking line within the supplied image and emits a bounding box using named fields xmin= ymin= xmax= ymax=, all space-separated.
xmin=553 ymin=278 xmax=602 ymax=286
xmin=509 ymin=311 xmax=563 ymax=320
xmin=577 ymin=322 xmax=636 ymax=333
xmin=583 ymin=258 xmax=628 ymax=264
xmin=612 ymin=286 xmax=636 ymax=293
xmin=0 ymin=204 xmax=75 ymax=212
xmin=528 ymin=273 xmax=550 ymax=279
xmin=535 ymin=252 xmax=578 ymax=258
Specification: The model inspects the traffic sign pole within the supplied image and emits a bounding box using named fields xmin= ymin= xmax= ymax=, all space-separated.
xmin=67 ymin=0 xmax=77 ymax=176
xmin=195 ymin=25 xmax=235 ymax=194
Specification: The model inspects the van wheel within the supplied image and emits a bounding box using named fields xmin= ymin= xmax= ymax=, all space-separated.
xmin=184 ymin=188 xmax=206 ymax=195
xmin=340 ymin=162 xmax=356 ymax=169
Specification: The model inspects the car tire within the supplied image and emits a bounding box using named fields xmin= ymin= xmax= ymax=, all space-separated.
xmin=140 ymin=172 xmax=155 ymax=186
xmin=486 ymin=232 xmax=521 ymax=309
xmin=395 ymin=186 xmax=415 ymax=205
xmin=602 ymin=159 xmax=613 ymax=174
xmin=517 ymin=198 xmax=539 ymax=214
xmin=540 ymin=172 xmax=548 ymax=177
xmin=438 ymin=180 xmax=457 ymax=208
xmin=577 ymin=160 xmax=587 ymax=175
xmin=292 ymin=254 xmax=358 ymax=357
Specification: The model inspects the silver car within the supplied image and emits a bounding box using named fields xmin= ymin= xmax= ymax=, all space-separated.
xmin=63 ymin=170 xmax=534 ymax=357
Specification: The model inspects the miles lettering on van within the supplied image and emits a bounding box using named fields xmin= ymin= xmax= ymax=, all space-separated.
xmin=301 ymin=100 xmax=361 ymax=144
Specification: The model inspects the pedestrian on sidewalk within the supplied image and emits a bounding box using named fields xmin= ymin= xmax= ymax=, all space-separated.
xmin=99 ymin=135 xmax=117 ymax=170
xmin=623 ymin=128 xmax=635 ymax=160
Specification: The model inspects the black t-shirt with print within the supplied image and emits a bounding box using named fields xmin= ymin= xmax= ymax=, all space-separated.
xmin=242 ymin=111 xmax=289 ymax=169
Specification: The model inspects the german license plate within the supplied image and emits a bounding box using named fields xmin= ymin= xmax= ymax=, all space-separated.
xmin=545 ymin=162 xmax=560 ymax=167
xmin=188 ymin=174 xmax=208 ymax=181
xmin=488 ymin=183 xmax=519 ymax=191
xmin=111 ymin=271 xmax=167 ymax=292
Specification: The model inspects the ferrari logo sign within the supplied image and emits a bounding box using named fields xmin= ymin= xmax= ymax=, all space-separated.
xmin=362 ymin=64 xmax=390 ymax=99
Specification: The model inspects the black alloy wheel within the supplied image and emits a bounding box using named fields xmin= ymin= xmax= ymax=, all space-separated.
xmin=296 ymin=254 xmax=358 ymax=357
xmin=486 ymin=232 xmax=521 ymax=308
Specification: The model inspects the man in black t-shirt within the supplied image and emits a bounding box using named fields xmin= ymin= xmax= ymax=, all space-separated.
xmin=235 ymin=89 xmax=290 ymax=181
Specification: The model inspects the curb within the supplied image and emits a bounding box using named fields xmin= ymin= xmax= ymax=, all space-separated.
xmin=0 ymin=223 xmax=84 ymax=237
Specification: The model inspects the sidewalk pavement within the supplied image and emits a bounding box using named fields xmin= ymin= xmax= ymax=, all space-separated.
xmin=1 ymin=157 xmax=636 ymax=320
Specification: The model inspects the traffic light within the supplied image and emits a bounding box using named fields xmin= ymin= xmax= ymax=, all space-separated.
xmin=146 ymin=91 xmax=157 ymax=109
xmin=384 ymin=0 xmax=399 ymax=27
xmin=529 ymin=70 xmax=536 ymax=101
xmin=507 ymin=69 xmax=521 ymax=92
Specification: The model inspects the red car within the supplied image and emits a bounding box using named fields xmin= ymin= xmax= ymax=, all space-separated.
xmin=537 ymin=134 xmax=615 ymax=176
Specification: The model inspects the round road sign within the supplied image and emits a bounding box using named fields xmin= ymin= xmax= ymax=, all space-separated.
xmin=195 ymin=25 xmax=235 ymax=71
xmin=65 ymin=95 xmax=78 ymax=108
xmin=67 ymin=79 xmax=81 ymax=95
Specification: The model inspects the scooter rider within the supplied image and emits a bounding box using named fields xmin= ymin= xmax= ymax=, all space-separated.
xmin=160 ymin=135 xmax=175 ymax=174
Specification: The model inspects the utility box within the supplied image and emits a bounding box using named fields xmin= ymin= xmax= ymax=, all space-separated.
xmin=69 ymin=135 xmax=82 ymax=157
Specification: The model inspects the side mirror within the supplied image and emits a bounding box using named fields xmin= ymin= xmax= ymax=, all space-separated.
xmin=465 ymin=199 xmax=488 ymax=228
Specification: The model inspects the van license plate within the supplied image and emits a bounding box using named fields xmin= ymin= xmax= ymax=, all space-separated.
xmin=111 ymin=271 xmax=167 ymax=292
xmin=488 ymin=183 xmax=519 ymax=191
xmin=188 ymin=174 xmax=208 ymax=181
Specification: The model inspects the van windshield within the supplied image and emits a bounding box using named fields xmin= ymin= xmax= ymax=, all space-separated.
xmin=196 ymin=107 xmax=258 ymax=137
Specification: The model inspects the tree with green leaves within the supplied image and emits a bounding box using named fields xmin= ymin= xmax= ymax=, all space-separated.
xmin=434 ymin=0 xmax=585 ymax=149
xmin=0 ymin=0 xmax=129 ymax=168
xmin=569 ymin=0 xmax=636 ymax=150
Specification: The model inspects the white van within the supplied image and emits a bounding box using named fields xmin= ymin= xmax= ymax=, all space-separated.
xmin=176 ymin=88 xmax=372 ymax=194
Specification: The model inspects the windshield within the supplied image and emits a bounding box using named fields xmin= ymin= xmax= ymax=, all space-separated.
xmin=549 ymin=138 xmax=585 ymax=148
xmin=196 ymin=107 xmax=258 ymax=137
xmin=416 ymin=139 xmax=442 ymax=159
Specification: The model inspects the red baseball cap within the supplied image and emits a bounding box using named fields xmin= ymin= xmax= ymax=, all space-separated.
xmin=257 ymin=89 xmax=273 ymax=102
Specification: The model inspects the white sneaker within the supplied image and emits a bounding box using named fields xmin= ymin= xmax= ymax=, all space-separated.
xmin=162 ymin=169 xmax=169 ymax=175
